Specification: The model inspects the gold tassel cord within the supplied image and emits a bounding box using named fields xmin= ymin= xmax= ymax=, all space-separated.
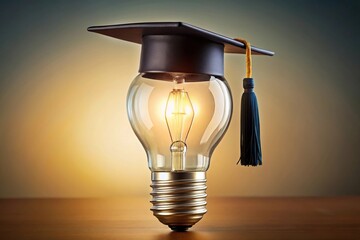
xmin=234 ymin=38 xmax=252 ymax=78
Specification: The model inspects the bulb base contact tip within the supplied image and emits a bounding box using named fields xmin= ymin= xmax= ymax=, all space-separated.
xmin=150 ymin=172 xmax=207 ymax=231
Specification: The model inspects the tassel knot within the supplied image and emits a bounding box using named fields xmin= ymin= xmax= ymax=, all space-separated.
xmin=243 ymin=78 xmax=254 ymax=91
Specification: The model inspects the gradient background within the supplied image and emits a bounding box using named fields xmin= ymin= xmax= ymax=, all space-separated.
xmin=0 ymin=0 xmax=359 ymax=198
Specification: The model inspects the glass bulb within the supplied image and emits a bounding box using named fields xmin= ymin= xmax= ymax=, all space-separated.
xmin=126 ymin=73 xmax=232 ymax=230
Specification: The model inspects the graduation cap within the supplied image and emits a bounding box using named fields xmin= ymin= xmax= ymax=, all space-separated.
xmin=88 ymin=22 xmax=274 ymax=166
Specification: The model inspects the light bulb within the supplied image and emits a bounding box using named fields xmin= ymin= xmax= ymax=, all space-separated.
xmin=127 ymin=73 xmax=232 ymax=231
xmin=89 ymin=20 xmax=274 ymax=232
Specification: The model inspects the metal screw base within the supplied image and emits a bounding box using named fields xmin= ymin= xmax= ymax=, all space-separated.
xmin=150 ymin=172 xmax=207 ymax=231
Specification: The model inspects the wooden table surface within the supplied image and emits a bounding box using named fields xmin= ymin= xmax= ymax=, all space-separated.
xmin=0 ymin=197 xmax=359 ymax=240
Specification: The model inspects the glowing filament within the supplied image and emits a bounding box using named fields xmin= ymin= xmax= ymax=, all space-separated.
xmin=165 ymin=88 xmax=194 ymax=171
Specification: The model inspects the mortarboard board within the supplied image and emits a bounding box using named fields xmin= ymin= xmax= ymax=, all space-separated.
xmin=87 ymin=22 xmax=274 ymax=55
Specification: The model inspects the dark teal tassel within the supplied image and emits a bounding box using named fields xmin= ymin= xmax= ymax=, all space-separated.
xmin=238 ymin=78 xmax=262 ymax=166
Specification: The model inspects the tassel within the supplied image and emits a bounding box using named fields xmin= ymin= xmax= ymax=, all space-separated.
xmin=239 ymin=78 xmax=262 ymax=166
xmin=235 ymin=38 xmax=262 ymax=166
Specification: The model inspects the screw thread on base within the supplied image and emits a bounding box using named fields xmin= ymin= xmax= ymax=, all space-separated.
xmin=150 ymin=172 xmax=207 ymax=231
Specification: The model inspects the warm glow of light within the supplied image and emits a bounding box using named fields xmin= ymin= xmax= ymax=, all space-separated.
xmin=2 ymin=1 xmax=356 ymax=198
xmin=192 ymin=103 xmax=199 ymax=116
xmin=165 ymin=89 xmax=194 ymax=143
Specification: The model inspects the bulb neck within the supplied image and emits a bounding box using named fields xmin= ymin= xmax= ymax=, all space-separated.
xmin=150 ymin=171 xmax=207 ymax=231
